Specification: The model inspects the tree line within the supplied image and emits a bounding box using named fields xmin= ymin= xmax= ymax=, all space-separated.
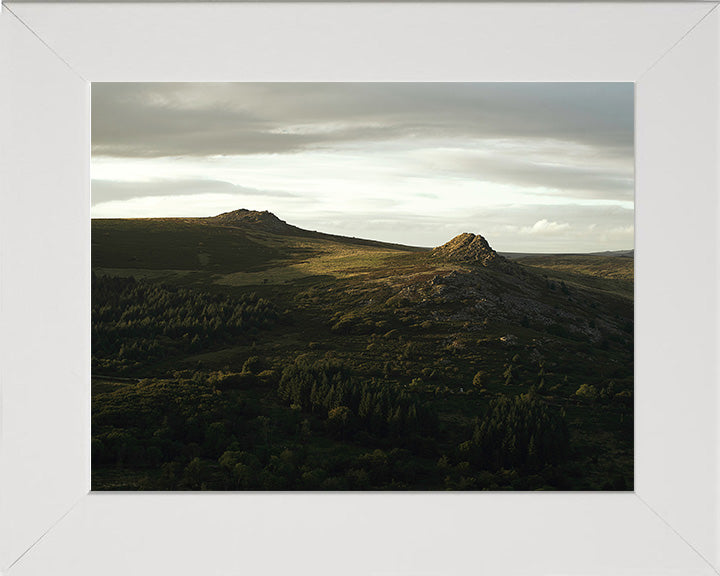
xmin=457 ymin=393 xmax=570 ymax=472
xmin=92 ymin=275 xmax=282 ymax=373
xmin=277 ymin=357 xmax=439 ymax=442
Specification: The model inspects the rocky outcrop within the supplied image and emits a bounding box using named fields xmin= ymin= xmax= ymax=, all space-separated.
xmin=431 ymin=233 xmax=504 ymax=267
xmin=210 ymin=209 xmax=299 ymax=234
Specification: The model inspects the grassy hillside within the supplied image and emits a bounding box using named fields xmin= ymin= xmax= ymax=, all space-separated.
xmin=92 ymin=211 xmax=633 ymax=491
xmin=510 ymin=253 xmax=633 ymax=299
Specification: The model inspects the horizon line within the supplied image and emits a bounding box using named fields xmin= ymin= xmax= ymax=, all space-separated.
xmin=90 ymin=214 xmax=634 ymax=256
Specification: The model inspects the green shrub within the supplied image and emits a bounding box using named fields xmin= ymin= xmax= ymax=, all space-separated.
xmin=575 ymin=384 xmax=599 ymax=401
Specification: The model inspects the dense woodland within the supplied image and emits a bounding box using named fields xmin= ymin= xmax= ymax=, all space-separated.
xmin=93 ymin=334 xmax=573 ymax=490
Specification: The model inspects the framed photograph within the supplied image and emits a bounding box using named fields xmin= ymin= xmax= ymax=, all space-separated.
xmin=87 ymin=79 xmax=636 ymax=495
xmin=1 ymin=2 xmax=718 ymax=575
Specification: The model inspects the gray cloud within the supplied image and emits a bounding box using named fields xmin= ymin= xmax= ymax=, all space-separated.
xmin=92 ymin=83 xmax=633 ymax=158
xmin=91 ymin=178 xmax=296 ymax=206
xmin=417 ymin=151 xmax=633 ymax=201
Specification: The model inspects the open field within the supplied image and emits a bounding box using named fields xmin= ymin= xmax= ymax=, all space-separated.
xmin=510 ymin=253 xmax=634 ymax=281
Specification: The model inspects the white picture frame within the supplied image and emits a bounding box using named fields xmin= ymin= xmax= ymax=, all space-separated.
xmin=1 ymin=2 xmax=719 ymax=575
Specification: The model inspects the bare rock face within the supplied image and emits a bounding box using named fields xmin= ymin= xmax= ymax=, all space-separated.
xmin=431 ymin=233 xmax=504 ymax=267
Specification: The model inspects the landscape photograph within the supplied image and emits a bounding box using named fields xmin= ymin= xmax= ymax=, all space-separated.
xmin=91 ymin=82 xmax=634 ymax=491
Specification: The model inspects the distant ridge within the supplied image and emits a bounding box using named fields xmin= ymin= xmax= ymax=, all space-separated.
xmin=431 ymin=233 xmax=504 ymax=267
xmin=502 ymin=249 xmax=634 ymax=259
xmin=206 ymin=209 xmax=426 ymax=253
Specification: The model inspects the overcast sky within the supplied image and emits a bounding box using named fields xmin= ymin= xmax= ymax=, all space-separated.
xmin=92 ymin=83 xmax=634 ymax=252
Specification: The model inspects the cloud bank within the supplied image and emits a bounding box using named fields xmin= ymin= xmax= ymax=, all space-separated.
xmin=92 ymin=82 xmax=634 ymax=252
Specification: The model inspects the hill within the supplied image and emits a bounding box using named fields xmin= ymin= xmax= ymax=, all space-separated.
xmin=91 ymin=210 xmax=634 ymax=492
